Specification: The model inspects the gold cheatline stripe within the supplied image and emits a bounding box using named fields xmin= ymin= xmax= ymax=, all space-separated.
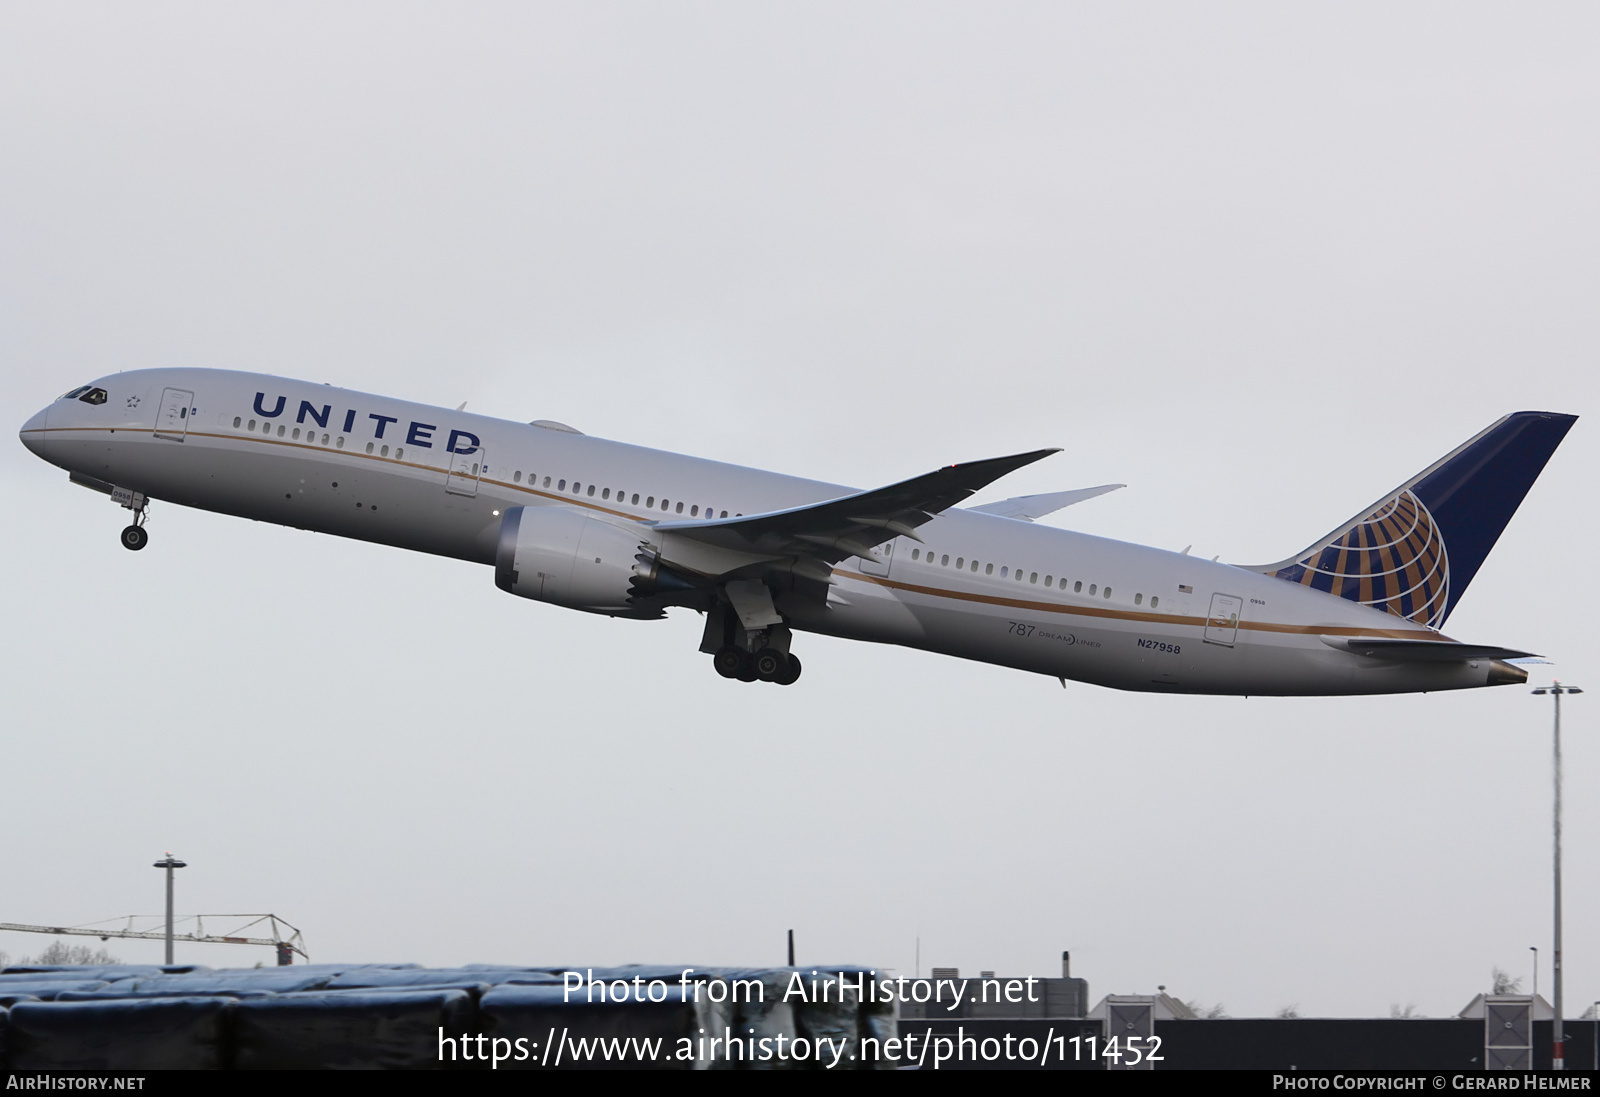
xmin=836 ymin=569 xmax=1444 ymax=640
xmin=37 ymin=425 xmax=647 ymax=522
xmin=42 ymin=426 xmax=1450 ymax=643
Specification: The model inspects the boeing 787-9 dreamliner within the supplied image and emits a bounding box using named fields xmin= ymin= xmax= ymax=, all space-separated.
xmin=20 ymin=370 xmax=1576 ymax=694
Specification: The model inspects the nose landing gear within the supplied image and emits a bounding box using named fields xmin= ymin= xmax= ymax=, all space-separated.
xmin=111 ymin=488 xmax=149 ymax=551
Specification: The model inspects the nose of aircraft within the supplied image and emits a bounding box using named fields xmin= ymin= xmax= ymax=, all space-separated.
xmin=19 ymin=405 xmax=50 ymax=456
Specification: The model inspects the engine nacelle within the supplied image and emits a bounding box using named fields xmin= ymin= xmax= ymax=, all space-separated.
xmin=495 ymin=506 xmax=655 ymax=617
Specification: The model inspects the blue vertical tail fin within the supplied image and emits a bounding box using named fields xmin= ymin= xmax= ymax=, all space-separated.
xmin=1249 ymin=412 xmax=1577 ymax=628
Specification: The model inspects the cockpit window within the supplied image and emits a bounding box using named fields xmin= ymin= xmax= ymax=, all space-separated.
xmin=58 ymin=385 xmax=108 ymax=404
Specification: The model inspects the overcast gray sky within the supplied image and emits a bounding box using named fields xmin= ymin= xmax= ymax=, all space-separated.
xmin=2 ymin=2 xmax=1596 ymax=1019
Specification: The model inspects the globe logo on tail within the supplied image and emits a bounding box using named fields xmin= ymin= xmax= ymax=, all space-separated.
xmin=1270 ymin=489 xmax=1450 ymax=628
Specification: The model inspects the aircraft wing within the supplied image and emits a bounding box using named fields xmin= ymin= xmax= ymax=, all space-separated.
xmin=968 ymin=484 xmax=1125 ymax=521
xmin=652 ymin=449 xmax=1059 ymax=568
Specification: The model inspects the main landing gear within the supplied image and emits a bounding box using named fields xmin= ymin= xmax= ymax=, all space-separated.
xmin=120 ymin=524 xmax=148 ymax=551
xmin=702 ymin=603 xmax=803 ymax=686
xmin=713 ymin=646 xmax=802 ymax=686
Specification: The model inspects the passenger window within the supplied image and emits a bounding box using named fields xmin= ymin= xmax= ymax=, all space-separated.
xmin=365 ymin=442 xmax=374 ymax=454
xmin=1104 ymin=587 xmax=1112 ymax=599
xmin=382 ymin=445 xmax=389 ymax=457
xmin=558 ymin=480 xmax=566 ymax=490
xmin=1029 ymin=572 xmax=1038 ymax=584
xmin=1150 ymin=596 xmax=1159 ymax=609
xmin=397 ymin=448 xmax=404 ymax=460
xmin=586 ymin=485 xmax=595 ymax=497
xmin=337 ymin=437 xmax=345 ymax=448
xmin=321 ymin=434 xmax=330 ymax=445
xmin=970 ymin=560 xmax=978 ymax=572
xmin=248 ymin=419 xmax=256 ymax=430
xmin=1075 ymin=581 xmax=1082 ymax=593
xmin=233 ymin=416 xmax=241 ymax=428
xmin=293 ymin=428 xmax=301 ymax=440
xmin=720 ymin=510 xmax=729 ymax=518
xmin=646 ymin=496 xmax=655 ymax=507
xmin=1001 ymin=567 xmax=1008 ymax=578
xmin=911 ymin=549 xmax=920 ymax=561
xmin=675 ymin=502 xmax=684 ymax=514
xmin=691 ymin=505 xmax=699 ymax=516
xmin=278 ymin=425 xmax=286 ymax=437
xmin=985 ymin=563 xmax=993 ymax=575
xmin=514 ymin=471 xmax=522 ymax=483
xmin=1089 ymin=584 xmax=1096 ymax=596
xmin=1044 ymin=575 xmax=1052 ymax=586
xmin=941 ymin=554 xmax=949 ymax=566
xmin=956 ymin=557 xmax=964 ymax=569
xmin=633 ymin=494 xmax=641 ymax=505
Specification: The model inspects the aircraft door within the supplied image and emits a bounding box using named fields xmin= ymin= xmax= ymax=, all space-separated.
xmin=446 ymin=447 xmax=484 ymax=497
xmin=858 ymin=538 xmax=895 ymax=577
xmin=1204 ymin=592 xmax=1242 ymax=647
xmin=154 ymin=388 xmax=194 ymax=442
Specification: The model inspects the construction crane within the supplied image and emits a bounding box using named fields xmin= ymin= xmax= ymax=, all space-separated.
xmin=0 ymin=915 xmax=308 ymax=965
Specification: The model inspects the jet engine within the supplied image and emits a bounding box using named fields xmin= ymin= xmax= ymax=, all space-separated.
xmin=495 ymin=506 xmax=664 ymax=617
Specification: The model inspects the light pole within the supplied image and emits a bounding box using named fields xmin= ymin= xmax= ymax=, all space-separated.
xmin=1532 ymin=683 xmax=1583 ymax=1070
xmin=1530 ymin=946 xmax=1538 ymax=1002
xmin=152 ymin=853 xmax=186 ymax=965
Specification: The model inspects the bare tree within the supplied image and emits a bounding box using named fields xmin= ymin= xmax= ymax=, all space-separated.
xmin=1390 ymin=1003 xmax=1424 ymax=1018
xmin=1183 ymin=999 xmax=1228 ymax=1019
xmin=1491 ymin=967 xmax=1524 ymax=995
xmin=20 ymin=942 xmax=120 ymax=966
xmin=1275 ymin=1004 xmax=1301 ymax=1019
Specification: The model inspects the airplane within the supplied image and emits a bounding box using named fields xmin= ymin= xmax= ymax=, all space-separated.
xmin=19 ymin=369 xmax=1576 ymax=695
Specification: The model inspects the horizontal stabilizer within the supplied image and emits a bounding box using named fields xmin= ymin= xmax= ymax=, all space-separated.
xmin=1320 ymin=637 xmax=1537 ymax=663
xmin=969 ymin=484 xmax=1125 ymax=522
xmin=654 ymin=449 xmax=1059 ymax=566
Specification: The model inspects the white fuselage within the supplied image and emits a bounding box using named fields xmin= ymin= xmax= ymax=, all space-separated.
xmin=21 ymin=368 xmax=1506 ymax=695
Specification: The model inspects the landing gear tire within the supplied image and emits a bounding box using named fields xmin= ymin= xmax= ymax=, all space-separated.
xmin=120 ymin=525 xmax=148 ymax=551
xmin=713 ymin=647 xmax=743 ymax=679
xmin=736 ymin=656 xmax=760 ymax=683
xmin=754 ymin=650 xmax=788 ymax=682
xmin=774 ymin=654 xmax=802 ymax=686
